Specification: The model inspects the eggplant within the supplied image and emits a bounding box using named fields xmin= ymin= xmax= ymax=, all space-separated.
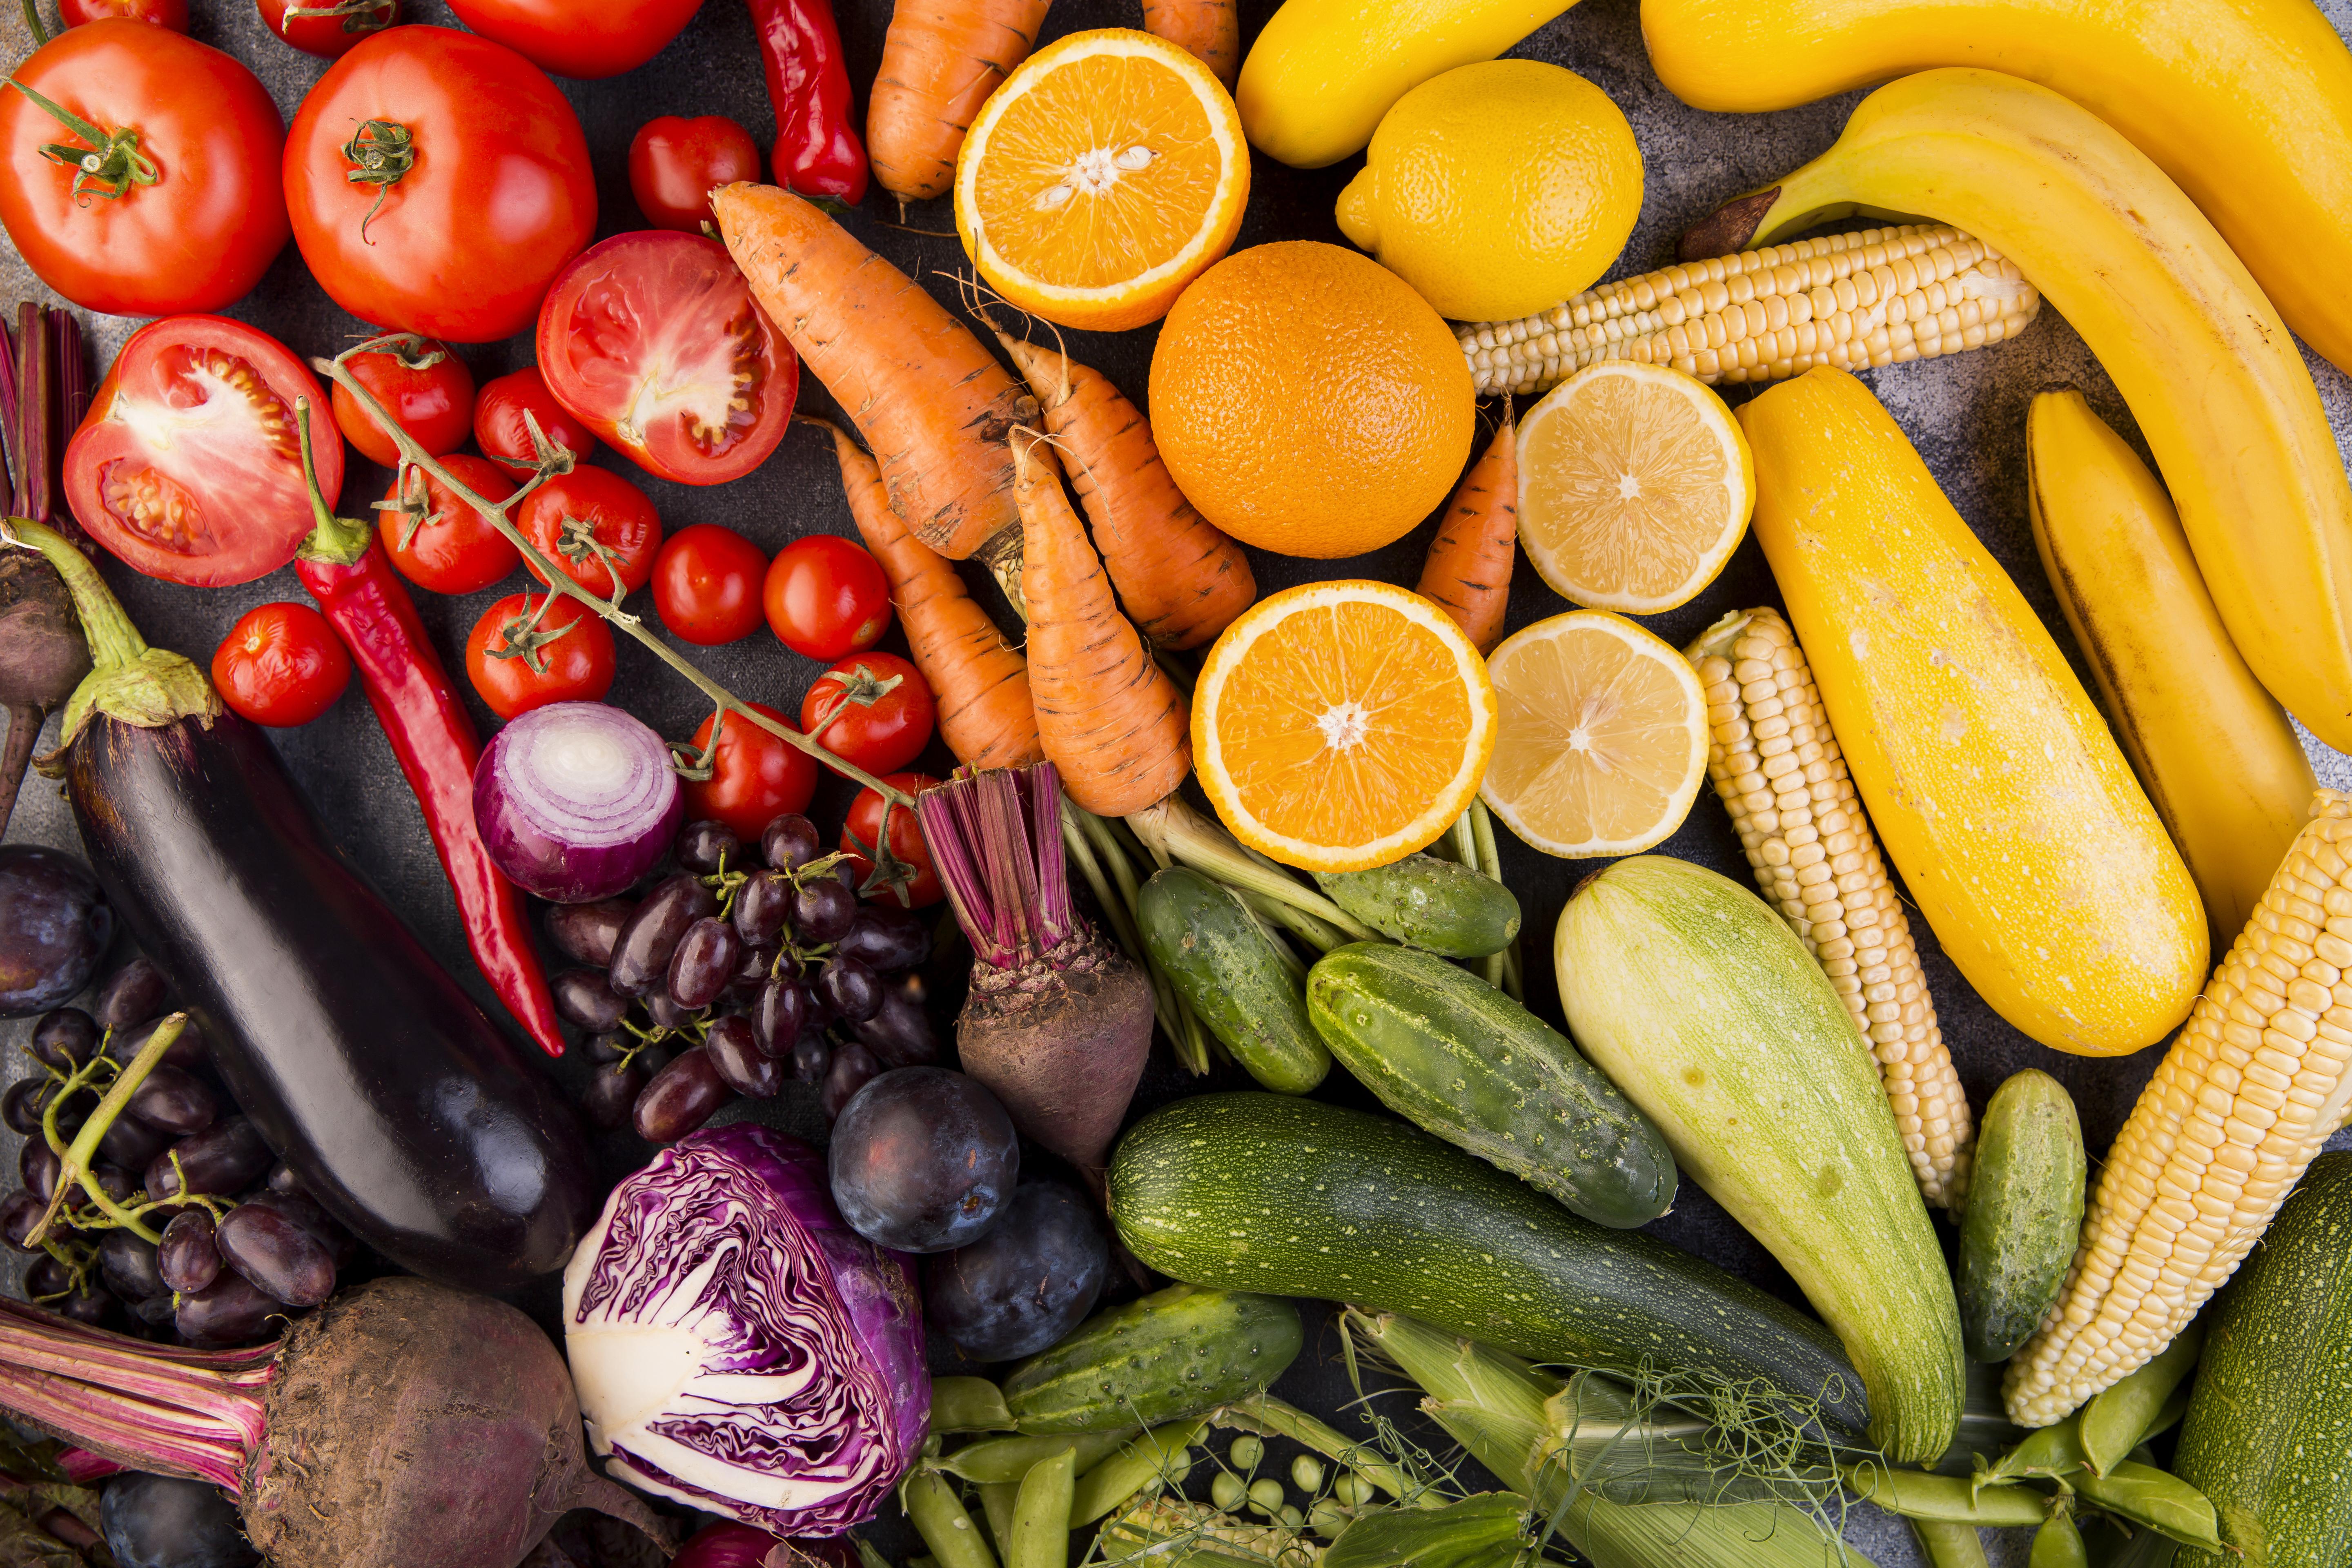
xmin=23 ymin=521 xmax=595 ymax=1291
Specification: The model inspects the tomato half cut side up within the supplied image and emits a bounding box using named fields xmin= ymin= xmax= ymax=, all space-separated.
xmin=63 ymin=316 xmax=345 ymax=588
xmin=536 ymin=232 xmax=797 ymax=487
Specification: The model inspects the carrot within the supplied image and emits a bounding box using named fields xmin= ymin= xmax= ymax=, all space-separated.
xmin=865 ymin=0 xmax=1052 ymax=204
xmin=713 ymin=182 xmax=1036 ymax=562
xmin=806 ymin=417 xmax=1045 ymax=772
xmin=988 ymin=323 xmax=1255 ymax=651
xmin=1140 ymin=0 xmax=1237 ymax=87
xmin=1013 ymin=430 xmax=1192 ymax=817
xmin=1414 ymin=403 xmax=1519 ymax=655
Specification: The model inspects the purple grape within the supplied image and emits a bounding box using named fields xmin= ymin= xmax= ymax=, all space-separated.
xmin=145 ymin=1117 xmax=271 ymax=1206
xmin=791 ymin=1036 xmax=832 ymax=1084
xmin=581 ymin=1062 xmax=647 ymax=1131
xmin=854 ymin=987 xmax=941 ymax=1069
xmin=820 ymin=1042 xmax=884 ymax=1121
xmin=552 ymin=969 xmax=630 ymax=1032
xmin=792 ymin=877 xmax=857 ymax=945
xmin=265 ymin=1162 xmax=304 ymax=1196
xmin=112 ymin=1015 xmax=211 ymax=1074
xmin=17 ymin=1140 xmax=56 ymax=1203
xmin=705 ymin=1015 xmax=781 ymax=1098
xmin=156 ymin=1209 xmax=223 ymax=1294
xmin=0 ymin=1080 xmax=44 ymax=1136
xmin=91 ymin=956 xmax=167 ymax=1032
xmin=127 ymin=1292 xmax=177 ymax=1328
xmin=98 ymin=1229 xmax=166 ymax=1302
xmin=751 ymin=977 xmax=808 ymax=1058
xmin=827 ymin=1067 xmax=1018 ymax=1250
xmin=96 ymin=1114 xmax=168 ymax=1173
xmin=584 ymin=1031 xmax=636 ymax=1064
xmin=607 ymin=875 xmax=719 ymax=998
xmin=733 ymin=871 xmax=791 ymax=946
xmin=215 ymin=1201 xmax=335 ymax=1308
xmin=23 ymin=1253 xmax=70 ymax=1300
xmin=547 ymin=897 xmax=637 ymax=968
xmin=632 ymin=1047 xmax=730 ymax=1144
xmin=174 ymin=1271 xmax=280 ymax=1345
xmin=125 ymin=1066 xmax=216 ymax=1138
xmin=87 ymin=1165 xmax=135 ymax=1205
xmin=643 ymin=987 xmax=699 ymax=1031
xmin=29 ymin=1007 xmax=97 ymax=1072
xmin=666 ymin=917 xmax=741 ymax=1011
xmin=835 ymin=906 xmax=932 ymax=974
xmin=761 ymin=813 xmax=822 ymax=870
xmin=633 ymin=1043 xmax=675 ymax=1080
xmin=819 ymin=955 xmax=883 ymax=1023
xmin=0 ymin=1190 xmax=45 ymax=1251
xmin=54 ymin=1285 xmax=116 ymax=1326
xmin=728 ymin=943 xmax=777 ymax=1002
xmin=675 ymin=820 xmax=742 ymax=875
xmin=240 ymin=1189 xmax=355 ymax=1270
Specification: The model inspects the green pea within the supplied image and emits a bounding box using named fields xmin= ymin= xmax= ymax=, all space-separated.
xmin=1229 ymin=1435 xmax=1264 ymax=1472
xmin=1291 ymin=1455 xmax=1325 ymax=1493
xmin=1334 ymin=1470 xmax=1377 ymax=1508
xmin=1247 ymin=1478 xmax=1285 ymax=1513
xmin=1211 ymin=1472 xmax=1247 ymax=1512
xmin=1309 ymin=1499 xmax=1354 ymax=1538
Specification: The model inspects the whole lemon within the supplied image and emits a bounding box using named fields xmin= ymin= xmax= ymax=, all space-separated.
xmin=1336 ymin=60 xmax=1642 ymax=322
xmin=1149 ymin=241 xmax=1475 ymax=559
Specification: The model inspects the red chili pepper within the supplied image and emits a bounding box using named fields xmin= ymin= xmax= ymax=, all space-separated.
xmin=748 ymin=0 xmax=868 ymax=207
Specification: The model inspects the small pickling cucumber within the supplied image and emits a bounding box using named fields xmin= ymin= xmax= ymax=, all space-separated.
xmin=1957 ymin=1069 xmax=2086 ymax=1364
xmin=1138 ymin=868 xmax=1329 ymax=1094
xmin=1002 ymin=1284 xmax=1303 ymax=1433
xmin=1313 ymin=854 xmax=1521 ymax=958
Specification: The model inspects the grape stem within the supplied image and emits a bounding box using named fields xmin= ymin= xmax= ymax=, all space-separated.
xmin=27 ymin=1014 xmax=190 ymax=1248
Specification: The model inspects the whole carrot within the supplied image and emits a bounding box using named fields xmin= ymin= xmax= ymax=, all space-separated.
xmin=1415 ymin=404 xmax=1519 ymax=655
xmin=1014 ymin=431 xmax=1190 ymax=817
xmin=1140 ymin=0 xmax=1236 ymax=87
xmin=713 ymin=182 xmax=1036 ymax=563
xmin=866 ymin=0 xmax=1051 ymax=204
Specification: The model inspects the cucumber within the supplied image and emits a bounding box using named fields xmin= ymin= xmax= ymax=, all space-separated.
xmin=1956 ymin=1070 xmax=2085 ymax=1363
xmin=1305 ymin=943 xmax=1675 ymax=1227
xmin=1314 ymin=855 xmax=1520 ymax=958
xmin=1108 ymin=1092 xmax=1870 ymax=1439
xmin=1002 ymin=1284 xmax=1303 ymax=1433
xmin=1138 ymin=869 xmax=1329 ymax=1094
xmin=2173 ymin=1152 xmax=2352 ymax=1568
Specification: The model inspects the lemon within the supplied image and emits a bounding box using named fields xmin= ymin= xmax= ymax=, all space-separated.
xmin=1335 ymin=60 xmax=1642 ymax=322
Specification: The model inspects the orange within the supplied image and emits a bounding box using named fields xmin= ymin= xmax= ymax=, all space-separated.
xmin=1193 ymin=580 xmax=1496 ymax=872
xmin=954 ymin=29 xmax=1249 ymax=333
xmin=1148 ymin=241 xmax=1475 ymax=559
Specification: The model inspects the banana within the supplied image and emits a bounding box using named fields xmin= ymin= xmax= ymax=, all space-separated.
xmin=1640 ymin=0 xmax=2352 ymax=376
xmin=2027 ymin=388 xmax=2316 ymax=949
xmin=1687 ymin=69 xmax=2352 ymax=757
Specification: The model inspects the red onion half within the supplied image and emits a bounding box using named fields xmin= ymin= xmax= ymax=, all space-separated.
xmin=474 ymin=701 xmax=682 ymax=903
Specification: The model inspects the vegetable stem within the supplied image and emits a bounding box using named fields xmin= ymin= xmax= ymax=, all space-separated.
xmin=29 ymin=1014 xmax=189 ymax=1246
xmin=1125 ymin=797 xmax=1376 ymax=942
xmin=2 ymin=518 xmax=138 ymax=673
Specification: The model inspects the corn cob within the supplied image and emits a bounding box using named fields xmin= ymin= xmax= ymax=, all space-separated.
xmin=1685 ymin=608 xmax=1973 ymax=1209
xmin=2005 ymin=788 xmax=2352 ymax=1428
xmin=1459 ymin=224 xmax=2040 ymax=396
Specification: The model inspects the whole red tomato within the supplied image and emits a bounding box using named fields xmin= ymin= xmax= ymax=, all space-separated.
xmin=653 ymin=524 xmax=768 ymax=646
xmin=764 ymin=535 xmax=890 ymax=659
xmin=377 ymin=455 xmax=520 ymax=595
xmin=628 ymin=116 xmax=760 ymax=232
xmin=518 ymin=467 xmax=662 ymax=600
xmin=681 ymin=702 xmax=818 ymax=842
xmin=58 ymin=0 xmax=186 ymax=25
xmin=802 ymin=653 xmax=935 ymax=777
xmin=445 ymin=0 xmax=703 ymax=78
xmin=464 ymin=591 xmax=615 ymax=719
xmin=841 ymin=774 xmax=944 ymax=908
xmin=474 ymin=367 xmax=599 ymax=474
xmin=0 ymin=22 xmax=287 ymax=316
xmin=284 ymin=27 xmax=596 ymax=343
xmin=332 ymin=336 xmax=474 ymax=469
xmin=211 ymin=603 xmax=351 ymax=728
xmin=65 ymin=317 xmax=345 ymax=587
xmin=256 ymin=0 xmax=396 ymax=56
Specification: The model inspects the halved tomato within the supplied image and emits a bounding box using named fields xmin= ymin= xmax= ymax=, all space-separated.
xmin=535 ymin=232 xmax=796 ymax=488
xmin=64 ymin=316 xmax=344 ymax=587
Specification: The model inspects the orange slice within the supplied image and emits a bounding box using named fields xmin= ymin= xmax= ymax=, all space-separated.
xmin=1193 ymin=580 xmax=1496 ymax=873
xmin=954 ymin=28 xmax=1249 ymax=332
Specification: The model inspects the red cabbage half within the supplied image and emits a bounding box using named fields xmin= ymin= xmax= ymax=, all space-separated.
xmin=561 ymin=1123 xmax=929 ymax=1536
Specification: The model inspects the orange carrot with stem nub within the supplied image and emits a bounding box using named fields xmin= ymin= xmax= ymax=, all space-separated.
xmin=865 ymin=0 xmax=1052 ymax=204
xmin=1415 ymin=403 xmax=1519 ymax=655
xmin=1014 ymin=429 xmax=1192 ymax=817
xmin=1140 ymin=0 xmax=1237 ymax=87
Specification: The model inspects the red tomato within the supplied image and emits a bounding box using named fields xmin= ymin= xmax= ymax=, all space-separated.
xmin=256 ymin=0 xmax=396 ymax=56
xmin=284 ymin=27 xmax=595 ymax=344
xmin=376 ymin=455 xmax=521 ymax=595
xmin=802 ymin=653 xmax=936 ymax=777
xmin=444 ymin=0 xmax=702 ymax=78
xmin=653 ymin=524 xmax=768 ymax=646
xmin=464 ymin=591 xmax=615 ymax=719
xmin=65 ymin=317 xmax=344 ymax=588
xmin=518 ymin=467 xmax=662 ymax=601
xmin=59 ymin=0 xmax=186 ymax=25
xmin=474 ymin=367 xmax=599 ymax=474
xmin=0 ymin=22 xmax=287 ymax=316
xmin=211 ymin=603 xmax=352 ymax=728
xmin=841 ymin=774 xmax=944 ymax=908
xmin=764 ymin=535 xmax=890 ymax=659
xmin=331 ymin=336 xmax=475 ymax=469
xmin=628 ymin=116 xmax=760 ymax=232
xmin=681 ymin=702 xmax=818 ymax=842
xmin=536 ymin=232 xmax=797 ymax=487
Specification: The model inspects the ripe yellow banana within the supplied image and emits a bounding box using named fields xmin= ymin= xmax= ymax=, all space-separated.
xmin=1640 ymin=0 xmax=2352 ymax=376
xmin=2027 ymin=388 xmax=2316 ymax=950
xmin=1690 ymin=69 xmax=2352 ymax=757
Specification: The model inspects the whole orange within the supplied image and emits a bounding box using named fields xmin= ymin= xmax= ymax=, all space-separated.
xmin=1147 ymin=241 xmax=1475 ymax=558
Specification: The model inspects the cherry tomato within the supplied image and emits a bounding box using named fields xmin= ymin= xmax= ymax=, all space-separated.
xmin=681 ymin=703 xmax=818 ymax=842
xmin=802 ymin=653 xmax=936 ymax=777
xmin=841 ymin=774 xmax=944 ymax=909
xmin=628 ymin=116 xmax=760 ymax=232
xmin=764 ymin=535 xmax=891 ymax=659
xmin=518 ymin=467 xmax=662 ymax=600
xmin=0 ymin=22 xmax=288 ymax=316
xmin=444 ymin=0 xmax=702 ymax=78
xmin=464 ymin=591 xmax=615 ymax=719
xmin=474 ymin=367 xmax=599 ymax=474
xmin=256 ymin=0 xmax=396 ymax=56
xmin=284 ymin=27 xmax=595 ymax=344
xmin=653 ymin=524 xmax=768 ymax=646
xmin=536 ymin=232 xmax=797 ymax=487
xmin=58 ymin=0 xmax=187 ymax=26
xmin=211 ymin=603 xmax=351 ymax=728
xmin=376 ymin=455 xmax=521 ymax=595
xmin=65 ymin=317 xmax=344 ymax=588
xmin=331 ymin=336 xmax=474 ymax=469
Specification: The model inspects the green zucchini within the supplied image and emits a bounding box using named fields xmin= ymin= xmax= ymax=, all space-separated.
xmin=1958 ymin=1069 xmax=2086 ymax=1363
xmin=1138 ymin=869 xmax=1329 ymax=1094
xmin=1314 ymin=854 xmax=1520 ymax=958
xmin=1304 ymin=943 xmax=1675 ymax=1227
xmin=1002 ymin=1284 xmax=1303 ymax=1433
xmin=2173 ymin=1151 xmax=2352 ymax=1568
xmin=1554 ymin=855 xmax=1964 ymax=1466
xmin=1107 ymin=1092 xmax=1870 ymax=1439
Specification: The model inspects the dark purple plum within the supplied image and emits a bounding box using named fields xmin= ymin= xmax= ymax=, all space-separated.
xmin=674 ymin=819 xmax=742 ymax=875
xmin=835 ymin=906 xmax=931 ymax=974
xmin=125 ymin=1065 xmax=216 ymax=1138
xmin=819 ymin=955 xmax=882 ymax=1024
xmin=552 ymin=969 xmax=630 ymax=1032
xmin=924 ymin=1182 xmax=1110 ymax=1361
xmin=98 ymin=1228 xmax=167 ymax=1302
xmin=215 ymin=1200 xmax=336 ymax=1308
xmin=853 ymin=985 xmax=940 ymax=1069
xmin=91 ymin=956 xmax=166 ymax=1032
xmin=607 ymin=875 xmax=718 ymax=998
xmin=760 ymin=813 xmax=821 ymax=870
xmin=174 ymin=1269 xmax=280 ymax=1345
xmin=666 ymin=918 xmax=741 ymax=1011
xmin=145 ymin=1116 xmax=272 ymax=1205
xmin=827 ymin=1067 xmax=1018 ymax=1252
xmin=0 ymin=844 xmax=110 ymax=1017
xmin=546 ymin=897 xmax=636 ymax=968
xmin=705 ymin=1016 xmax=780 ymax=1098
xmin=157 ymin=1208 xmax=223 ymax=1294
xmin=791 ymin=878 xmax=856 ymax=945
xmin=102 ymin=1470 xmax=261 ymax=1568
xmin=632 ymin=1047 xmax=730 ymax=1144
xmin=29 ymin=1007 xmax=97 ymax=1071
xmin=580 ymin=1062 xmax=647 ymax=1131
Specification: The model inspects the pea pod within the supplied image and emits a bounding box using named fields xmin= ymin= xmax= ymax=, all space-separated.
xmin=1139 ymin=868 xmax=1329 ymax=1094
xmin=904 ymin=1469 xmax=1000 ymax=1568
xmin=2071 ymin=1462 xmax=2223 ymax=1551
xmin=1009 ymin=1447 xmax=1076 ymax=1568
xmin=934 ymin=1376 xmax=1017 ymax=1434
xmin=1911 ymin=1521 xmax=1991 ymax=1568
xmin=1071 ymin=1419 xmax=1208 ymax=1526
xmin=1838 ymin=1463 xmax=2048 ymax=1526
xmin=1315 ymin=853 xmax=1521 ymax=958
xmin=2079 ymin=1325 xmax=2201 ymax=1476
xmin=939 ymin=1428 xmax=1143 ymax=1483
xmin=2030 ymin=1511 xmax=2088 ymax=1568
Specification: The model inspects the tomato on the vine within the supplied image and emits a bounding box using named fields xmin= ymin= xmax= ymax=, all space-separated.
xmin=680 ymin=702 xmax=819 ymax=842
xmin=475 ymin=367 xmax=599 ymax=474
xmin=332 ymin=336 xmax=474 ymax=469
xmin=841 ymin=774 xmax=945 ymax=908
xmin=445 ymin=0 xmax=701 ymax=78
xmin=211 ymin=603 xmax=351 ymax=728
xmin=377 ymin=455 xmax=520 ymax=595
xmin=764 ymin=535 xmax=891 ymax=659
xmin=464 ymin=591 xmax=615 ymax=719
xmin=0 ymin=21 xmax=287 ymax=316
xmin=65 ymin=317 xmax=344 ymax=588
xmin=58 ymin=0 xmax=186 ymax=26
xmin=653 ymin=524 xmax=768 ymax=646
xmin=802 ymin=653 xmax=936 ymax=778
xmin=628 ymin=116 xmax=760 ymax=232
xmin=256 ymin=0 xmax=396 ymax=57
xmin=517 ymin=467 xmax=662 ymax=601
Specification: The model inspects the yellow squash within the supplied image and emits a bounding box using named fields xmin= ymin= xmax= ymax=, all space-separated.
xmin=1742 ymin=367 xmax=2205 ymax=1058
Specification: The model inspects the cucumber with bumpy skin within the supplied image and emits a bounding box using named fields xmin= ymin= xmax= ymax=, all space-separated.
xmin=1314 ymin=855 xmax=1520 ymax=958
xmin=1958 ymin=1070 xmax=2085 ymax=1364
xmin=1138 ymin=869 xmax=1328 ymax=1094
xmin=1002 ymin=1284 xmax=1303 ymax=1433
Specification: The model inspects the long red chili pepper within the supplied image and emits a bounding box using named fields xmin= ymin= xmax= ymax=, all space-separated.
xmin=748 ymin=0 xmax=868 ymax=207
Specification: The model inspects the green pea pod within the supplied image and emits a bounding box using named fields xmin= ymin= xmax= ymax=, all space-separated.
xmin=2079 ymin=1325 xmax=2202 ymax=1477
xmin=1139 ymin=868 xmax=1330 ymax=1094
xmin=1071 ymin=1419 xmax=1209 ymax=1526
xmin=979 ymin=1482 xmax=1020 ymax=1555
xmin=940 ymin=1429 xmax=1143 ymax=1484
xmin=934 ymin=1376 xmax=1017 ymax=1434
xmin=1840 ymin=1462 xmax=2049 ymax=1526
xmin=2071 ymin=1461 xmax=2224 ymax=1551
xmin=1010 ymin=1447 xmax=1077 ymax=1568
xmin=2031 ymin=1512 xmax=2089 ymax=1568
xmin=1987 ymin=1413 xmax=2087 ymax=1485
xmin=904 ymin=1469 xmax=1000 ymax=1568
xmin=1912 ymin=1521 xmax=1991 ymax=1568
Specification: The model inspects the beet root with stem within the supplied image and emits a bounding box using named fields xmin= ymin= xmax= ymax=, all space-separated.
xmin=958 ymin=928 xmax=1153 ymax=1171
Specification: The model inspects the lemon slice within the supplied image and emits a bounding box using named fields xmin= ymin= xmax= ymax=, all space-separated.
xmin=1516 ymin=361 xmax=1755 ymax=614
xmin=1480 ymin=610 xmax=1709 ymax=858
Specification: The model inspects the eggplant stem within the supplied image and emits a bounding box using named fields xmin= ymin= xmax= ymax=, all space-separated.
xmin=29 ymin=1015 xmax=189 ymax=1247
xmin=0 ymin=702 xmax=41 ymax=835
